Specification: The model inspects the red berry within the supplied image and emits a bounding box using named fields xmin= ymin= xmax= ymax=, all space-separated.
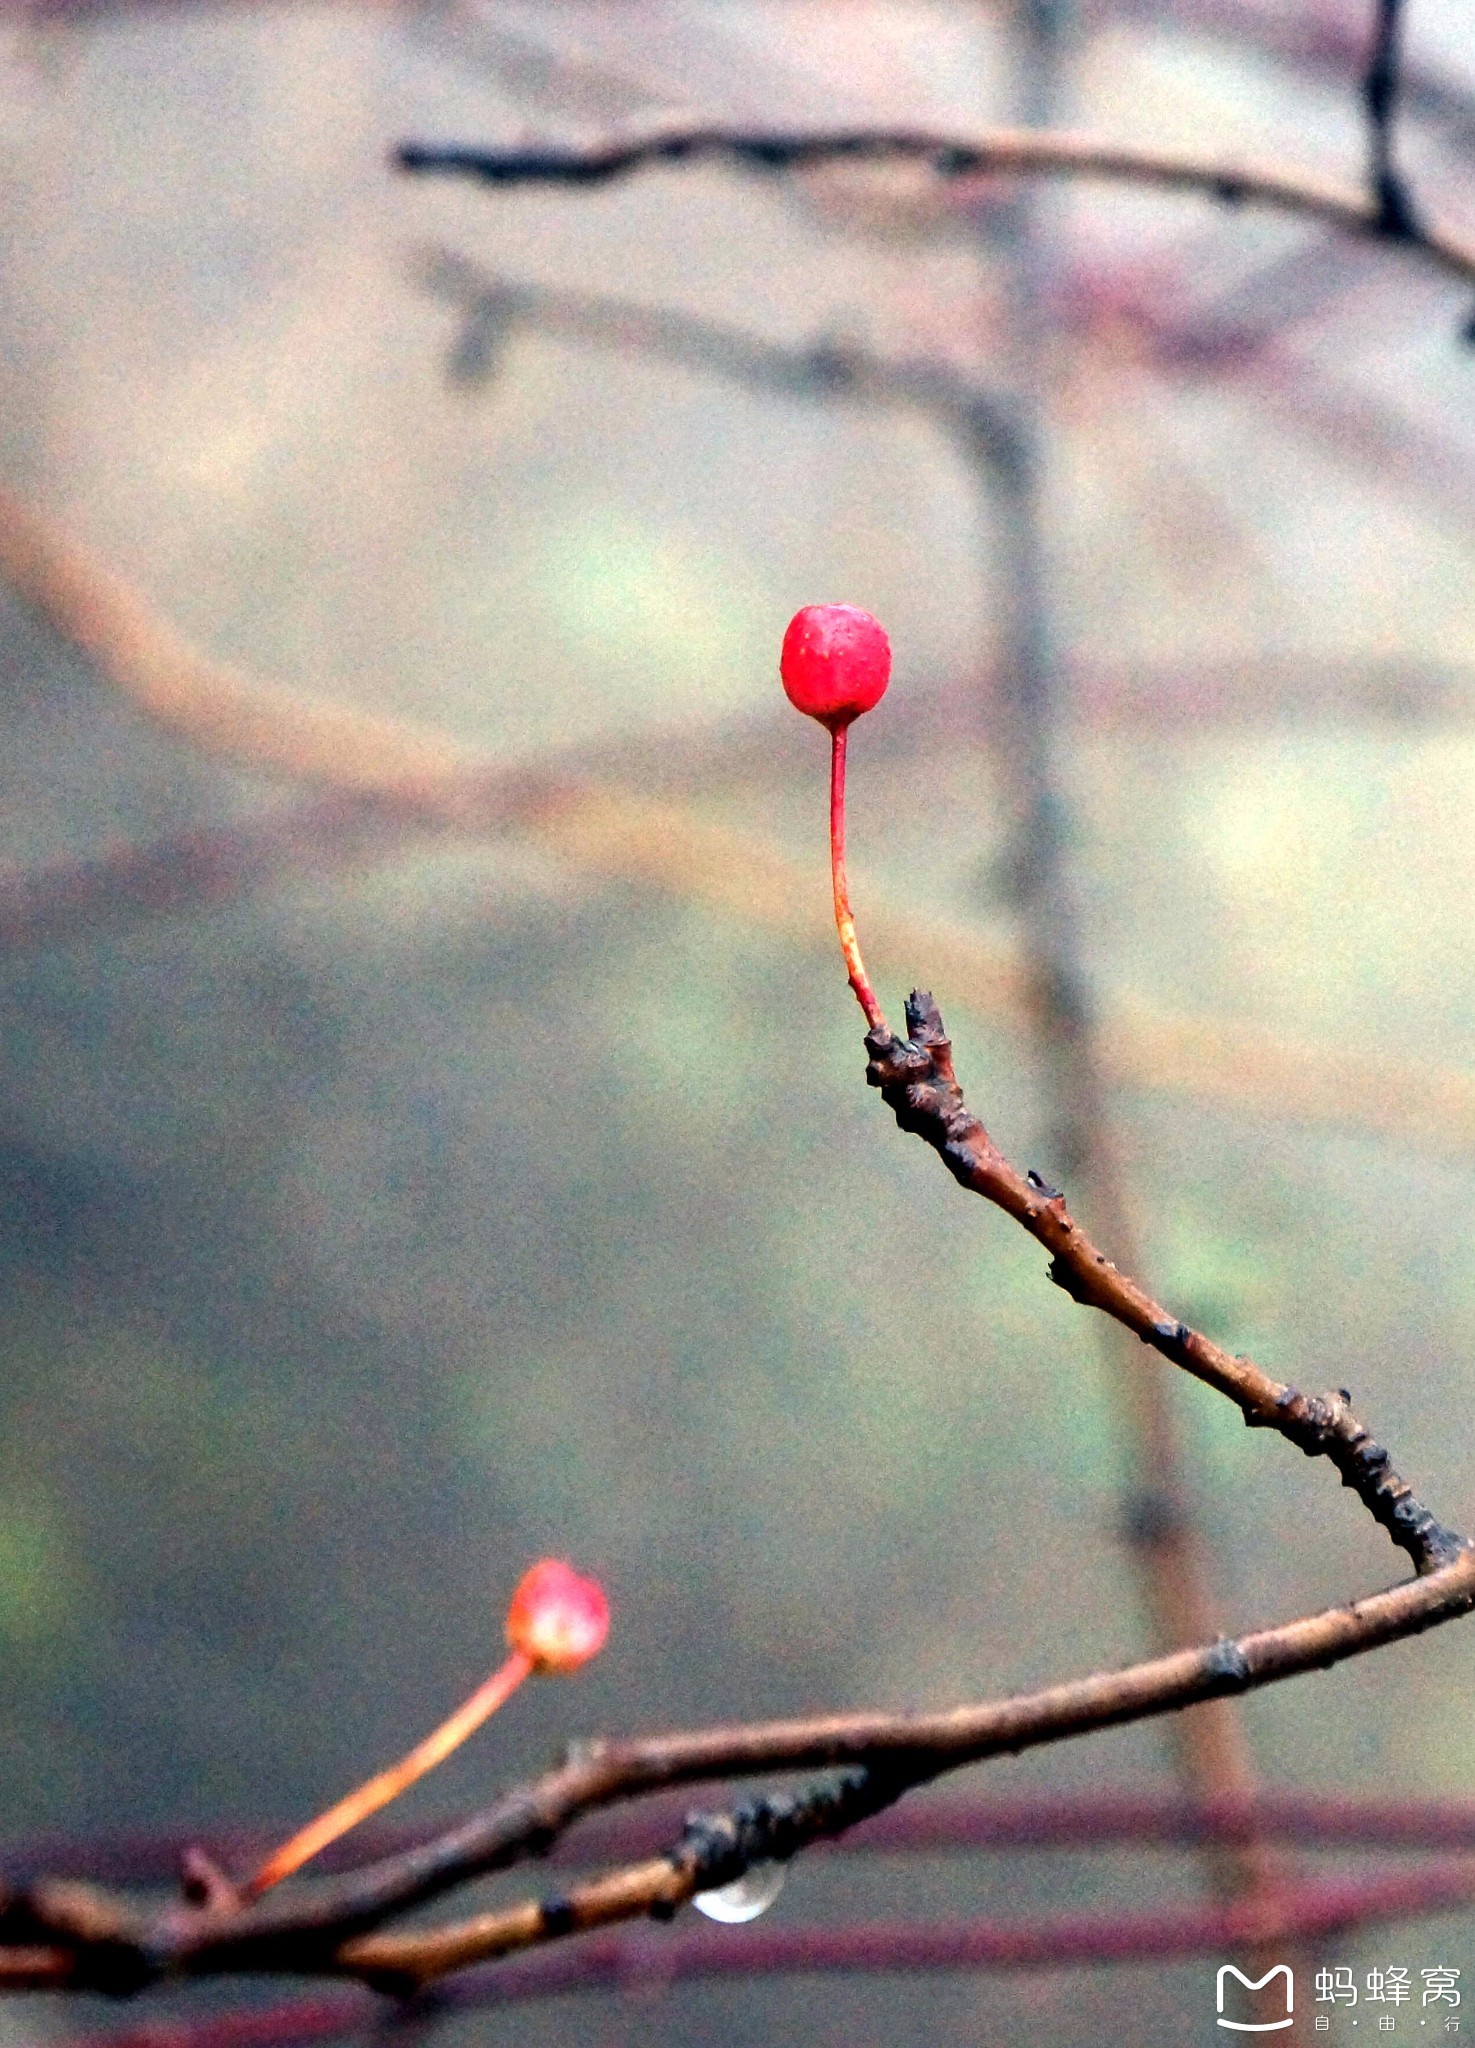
xmin=780 ymin=605 xmax=891 ymax=730
xmin=505 ymin=1558 xmax=610 ymax=1674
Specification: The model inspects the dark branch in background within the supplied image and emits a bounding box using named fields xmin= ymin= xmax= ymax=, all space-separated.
xmin=1363 ymin=0 xmax=1420 ymax=238
xmin=25 ymin=1784 xmax=1475 ymax=1894
xmin=984 ymin=0 xmax=1283 ymax=1968
xmin=419 ymin=248 xmax=1020 ymax=463
xmin=395 ymin=123 xmax=1475 ymax=295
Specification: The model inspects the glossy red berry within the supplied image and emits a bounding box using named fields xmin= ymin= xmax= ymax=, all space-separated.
xmin=780 ymin=605 xmax=891 ymax=730
xmin=505 ymin=1558 xmax=610 ymax=1675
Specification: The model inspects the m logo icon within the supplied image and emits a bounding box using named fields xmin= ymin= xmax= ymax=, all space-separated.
xmin=1216 ymin=1965 xmax=1294 ymax=2032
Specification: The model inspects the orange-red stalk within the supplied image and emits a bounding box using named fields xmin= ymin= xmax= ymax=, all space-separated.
xmin=246 ymin=1650 xmax=536 ymax=1897
xmin=829 ymin=725 xmax=886 ymax=1033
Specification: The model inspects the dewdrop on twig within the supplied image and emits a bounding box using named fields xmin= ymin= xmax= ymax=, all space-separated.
xmin=693 ymin=1862 xmax=788 ymax=1923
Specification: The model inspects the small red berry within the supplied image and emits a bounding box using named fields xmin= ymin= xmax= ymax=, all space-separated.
xmin=780 ymin=605 xmax=891 ymax=730
xmin=505 ymin=1558 xmax=610 ymax=1675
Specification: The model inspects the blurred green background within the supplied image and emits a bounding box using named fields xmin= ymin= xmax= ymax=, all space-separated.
xmin=1 ymin=3 xmax=1475 ymax=2042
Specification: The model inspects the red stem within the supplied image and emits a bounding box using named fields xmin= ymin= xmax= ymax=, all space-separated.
xmin=245 ymin=1651 xmax=535 ymax=1898
xmin=829 ymin=724 xmax=886 ymax=1032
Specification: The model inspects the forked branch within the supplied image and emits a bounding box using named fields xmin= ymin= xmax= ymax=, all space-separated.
xmin=3 ymin=983 xmax=1471 ymax=1998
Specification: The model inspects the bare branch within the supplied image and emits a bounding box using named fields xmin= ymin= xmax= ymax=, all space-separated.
xmin=61 ymin=1858 xmax=1475 ymax=2047
xmin=869 ymin=991 xmax=1464 ymax=1571
xmin=10 ymin=1522 xmax=1470 ymax=1994
xmin=418 ymin=249 xmax=1019 ymax=465
xmin=345 ymin=1856 xmax=1475 ymax=1996
xmin=395 ymin=124 xmax=1475 ymax=290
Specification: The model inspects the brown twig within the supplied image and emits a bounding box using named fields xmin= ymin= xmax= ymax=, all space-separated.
xmin=10 ymin=1511 xmax=1472 ymax=1997
xmin=4 ymin=1396 xmax=1468 ymax=1993
xmin=869 ymin=991 xmax=1464 ymax=1569
xmin=53 ymin=1847 xmax=1475 ymax=2048
xmin=53 ymin=1858 xmax=1475 ymax=2048
xmin=3 ymin=991 xmax=1471 ymax=1998
xmin=54 ymin=1849 xmax=1475 ymax=2045
xmin=337 ymin=1855 xmax=1475 ymax=1993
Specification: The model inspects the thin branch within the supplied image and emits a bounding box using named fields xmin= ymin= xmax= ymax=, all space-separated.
xmin=869 ymin=992 xmax=1463 ymax=1568
xmin=9 ymin=1509 xmax=1471 ymax=1991
xmin=60 ymin=1858 xmax=1475 ymax=2048
xmin=395 ymin=123 xmax=1475 ymax=290
xmin=334 ymin=1857 xmax=1475 ymax=1995
xmin=418 ymin=248 xmax=1019 ymax=464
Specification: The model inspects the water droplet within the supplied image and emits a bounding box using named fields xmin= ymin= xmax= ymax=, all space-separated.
xmin=692 ymin=1862 xmax=787 ymax=1924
